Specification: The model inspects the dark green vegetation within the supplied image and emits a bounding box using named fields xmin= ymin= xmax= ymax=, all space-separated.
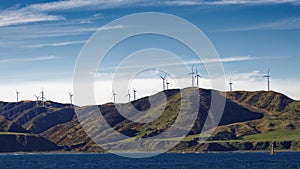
xmin=0 ymin=88 xmax=299 ymax=153
xmin=0 ymin=115 xmax=60 ymax=152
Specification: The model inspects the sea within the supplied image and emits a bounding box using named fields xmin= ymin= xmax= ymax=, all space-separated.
xmin=0 ymin=152 xmax=299 ymax=169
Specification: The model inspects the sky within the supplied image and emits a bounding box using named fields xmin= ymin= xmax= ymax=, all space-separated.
xmin=0 ymin=0 xmax=300 ymax=104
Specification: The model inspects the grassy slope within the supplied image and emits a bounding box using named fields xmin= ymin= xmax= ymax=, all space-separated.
xmin=243 ymin=100 xmax=300 ymax=142
xmin=41 ymin=88 xmax=265 ymax=151
xmin=2 ymin=89 xmax=299 ymax=152
xmin=175 ymin=94 xmax=300 ymax=151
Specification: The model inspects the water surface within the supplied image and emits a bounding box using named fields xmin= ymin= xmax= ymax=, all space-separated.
xmin=0 ymin=152 xmax=299 ymax=169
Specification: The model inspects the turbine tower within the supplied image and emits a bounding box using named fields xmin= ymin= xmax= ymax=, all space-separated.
xmin=195 ymin=67 xmax=202 ymax=88
xmin=166 ymin=80 xmax=170 ymax=90
xmin=160 ymin=73 xmax=167 ymax=91
xmin=263 ymin=69 xmax=271 ymax=91
xmin=68 ymin=92 xmax=73 ymax=106
xmin=125 ymin=90 xmax=131 ymax=102
xmin=189 ymin=65 xmax=195 ymax=88
xmin=133 ymin=88 xmax=137 ymax=101
xmin=34 ymin=94 xmax=40 ymax=107
xmin=112 ymin=90 xmax=117 ymax=103
xmin=40 ymin=89 xmax=46 ymax=107
xmin=16 ymin=90 xmax=19 ymax=102
xmin=229 ymin=77 xmax=233 ymax=92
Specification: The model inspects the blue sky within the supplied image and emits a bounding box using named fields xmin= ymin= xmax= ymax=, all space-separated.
xmin=0 ymin=0 xmax=300 ymax=103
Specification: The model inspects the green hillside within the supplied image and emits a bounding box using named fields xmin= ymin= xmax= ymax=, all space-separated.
xmin=0 ymin=114 xmax=62 ymax=152
xmin=0 ymin=88 xmax=299 ymax=152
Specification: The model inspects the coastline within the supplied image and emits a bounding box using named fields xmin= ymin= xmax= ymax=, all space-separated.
xmin=1 ymin=149 xmax=300 ymax=155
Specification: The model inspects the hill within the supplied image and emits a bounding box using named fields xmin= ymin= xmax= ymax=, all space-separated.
xmin=0 ymin=101 xmax=75 ymax=133
xmin=0 ymin=88 xmax=299 ymax=153
xmin=0 ymin=115 xmax=28 ymax=133
xmin=0 ymin=114 xmax=62 ymax=152
xmin=41 ymin=88 xmax=264 ymax=151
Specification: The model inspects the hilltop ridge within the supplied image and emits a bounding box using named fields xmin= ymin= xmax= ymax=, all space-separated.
xmin=0 ymin=88 xmax=299 ymax=152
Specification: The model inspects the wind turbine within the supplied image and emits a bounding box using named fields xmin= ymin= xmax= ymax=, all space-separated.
xmin=40 ymin=88 xmax=46 ymax=107
xmin=133 ymin=88 xmax=137 ymax=101
xmin=112 ymin=90 xmax=117 ymax=103
xmin=16 ymin=90 xmax=19 ymax=102
xmin=125 ymin=90 xmax=131 ymax=102
xmin=229 ymin=77 xmax=233 ymax=92
xmin=195 ymin=67 xmax=202 ymax=88
xmin=160 ymin=73 xmax=167 ymax=91
xmin=166 ymin=80 xmax=170 ymax=90
xmin=263 ymin=68 xmax=271 ymax=91
xmin=68 ymin=92 xmax=73 ymax=106
xmin=34 ymin=94 xmax=40 ymax=107
xmin=189 ymin=65 xmax=195 ymax=88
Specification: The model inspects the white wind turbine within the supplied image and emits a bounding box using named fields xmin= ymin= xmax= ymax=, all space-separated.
xmin=263 ymin=68 xmax=271 ymax=91
xmin=160 ymin=73 xmax=167 ymax=91
xmin=133 ymin=88 xmax=137 ymax=101
xmin=166 ymin=80 xmax=170 ymax=90
xmin=40 ymin=88 xmax=46 ymax=107
xmin=34 ymin=94 xmax=40 ymax=107
xmin=229 ymin=77 xmax=233 ymax=92
xmin=195 ymin=67 xmax=202 ymax=88
xmin=112 ymin=90 xmax=117 ymax=103
xmin=68 ymin=92 xmax=73 ymax=106
xmin=125 ymin=90 xmax=131 ymax=102
xmin=189 ymin=65 xmax=195 ymax=88
xmin=16 ymin=90 xmax=20 ymax=102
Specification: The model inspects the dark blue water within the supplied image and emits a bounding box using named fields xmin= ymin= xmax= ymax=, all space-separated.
xmin=0 ymin=152 xmax=299 ymax=169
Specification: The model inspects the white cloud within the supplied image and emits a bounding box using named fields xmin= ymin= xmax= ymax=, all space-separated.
xmin=28 ymin=0 xmax=143 ymax=11
xmin=225 ymin=70 xmax=300 ymax=100
xmin=0 ymin=55 xmax=57 ymax=63
xmin=98 ymin=25 xmax=126 ymax=31
xmin=161 ymin=0 xmax=300 ymax=6
xmin=0 ymin=23 xmax=98 ymax=46
xmin=0 ymin=9 xmax=64 ymax=27
xmin=98 ymin=56 xmax=258 ymax=71
xmin=27 ymin=40 xmax=86 ymax=48
xmin=203 ymin=56 xmax=257 ymax=63
xmin=0 ymin=80 xmax=73 ymax=104
xmin=0 ymin=72 xmax=299 ymax=106
xmin=0 ymin=0 xmax=141 ymax=26
xmin=1 ymin=0 xmax=299 ymax=27
xmin=225 ymin=18 xmax=300 ymax=31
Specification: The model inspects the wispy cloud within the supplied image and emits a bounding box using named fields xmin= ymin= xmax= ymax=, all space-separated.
xmin=126 ymin=56 xmax=258 ymax=69
xmin=1 ymin=0 xmax=300 ymax=27
xmin=225 ymin=70 xmax=300 ymax=100
xmin=27 ymin=40 xmax=86 ymax=48
xmin=202 ymin=56 xmax=257 ymax=63
xmin=0 ymin=7 xmax=64 ymax=27
xmin=99 ymin=25 xmax=126 ymax=31
xmin=224 ymin=18 xmax=300 ymax=32
xmin=0 ymin=55 xmax=57 ymax=63
xmin=0 ymin=0 xmax=139 ymax=26
xmin=92 ymin=56 xmax=259 ymax=77
xmin=161 ymin=0 xmax=300 ymax=6
xmin=26 ymin=0 xmax=300 ymax=11
xmin=227 ymin=70 xmax=263 ymax=81
xmin=27 ymin=0 xmax=142 ymax=11
xmin=0 ymin=23 xmax=97 ymax=44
